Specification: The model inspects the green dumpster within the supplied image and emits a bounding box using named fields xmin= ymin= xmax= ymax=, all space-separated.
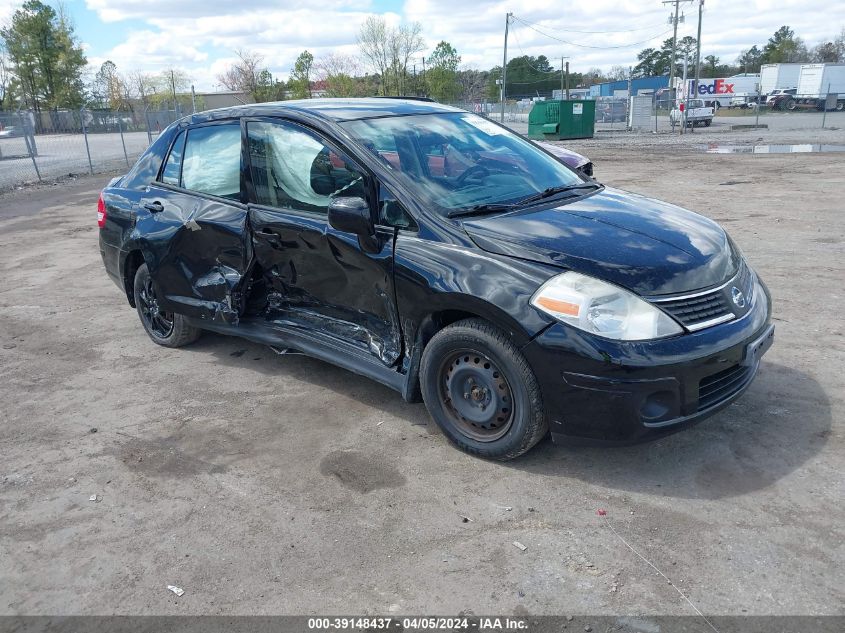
xmin=527 ymin=100 xmax=595 ymax=140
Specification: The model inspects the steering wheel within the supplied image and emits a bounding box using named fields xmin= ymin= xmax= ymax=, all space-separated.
xmin=455 ymin=164 xmax=491 ymax=187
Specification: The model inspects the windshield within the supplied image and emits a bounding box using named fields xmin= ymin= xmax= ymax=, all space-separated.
xmin=340 ymin=112 xmax=584 ymax=213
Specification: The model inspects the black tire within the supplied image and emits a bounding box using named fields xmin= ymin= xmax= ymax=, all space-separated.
xmin=420 ymin=318 xmax=547 ymax=460
xmin=704 ymin=119 xmax=712 ymax=127
xmin=133 ymin=263 xmax=201 ymax=348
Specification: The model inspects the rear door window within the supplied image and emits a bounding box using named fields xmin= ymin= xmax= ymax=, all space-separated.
xmin=160 ymin=130 xmax=186 ymax=185
xmin=180 ymin=124 xmax=242 ymax=200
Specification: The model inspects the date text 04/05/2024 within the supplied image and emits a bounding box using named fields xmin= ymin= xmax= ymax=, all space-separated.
xmin=307 ymin=617 xmax=528 ymax=630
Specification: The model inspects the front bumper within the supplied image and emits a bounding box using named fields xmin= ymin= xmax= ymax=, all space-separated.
xmin=521 ymin=277 xmax=773 ymax=443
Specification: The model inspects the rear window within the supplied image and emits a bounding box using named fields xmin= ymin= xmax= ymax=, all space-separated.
xmin=160 ymin=130 xmax=186 ymax=185
xmin=180 ymin=124 xmax=242 ymax=200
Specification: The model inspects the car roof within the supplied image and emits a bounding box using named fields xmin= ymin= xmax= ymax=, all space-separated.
xmin=188 ymin=98 xmax=463 ymax=124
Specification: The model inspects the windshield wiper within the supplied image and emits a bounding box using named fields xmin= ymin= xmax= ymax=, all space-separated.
xmin=448 ymin=202 xmax=518 ymax=218
xmin=514 ymin=182 xmax=601 ymax=206
xmin=447 ymin=182 xmax=602 ymax=219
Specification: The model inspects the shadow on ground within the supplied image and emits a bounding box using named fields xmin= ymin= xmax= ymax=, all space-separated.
xmin=184 ymin=332 xmax=830 ymax=501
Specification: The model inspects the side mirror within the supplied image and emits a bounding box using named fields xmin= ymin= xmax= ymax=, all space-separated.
xmin=328 ymin=197 xmax=373 ymax=236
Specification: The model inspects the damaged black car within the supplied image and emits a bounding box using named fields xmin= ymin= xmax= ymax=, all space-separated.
xmin=98 ymin=99 xmax=773 ymax=460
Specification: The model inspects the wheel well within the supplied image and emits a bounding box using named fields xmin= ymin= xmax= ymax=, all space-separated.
xmin=403 ymin=309 xmax=514 ymax=404
xmin=123 ymin=250 xmax=145 ymax=307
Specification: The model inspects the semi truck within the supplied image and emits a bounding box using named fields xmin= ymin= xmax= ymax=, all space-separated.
xmin=760 ymin=63 xmax=802 ymax=95
xmin=792 ymin=63 xmax=845 ymax=111
xmin=682 ymin=75 xmax=760 ymax=109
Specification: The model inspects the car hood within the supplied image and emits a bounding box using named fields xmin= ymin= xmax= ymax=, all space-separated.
xmin=462 ymin=187 xmax=740 ymax=296
xmin=535 ymin=142 xmax=589 ymax=169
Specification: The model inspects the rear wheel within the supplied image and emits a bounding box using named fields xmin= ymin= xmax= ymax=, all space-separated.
xmin=133 ymin=263 xmax=201 ymax=347
xmin=420 ymin=319 xmax=547 ymax=460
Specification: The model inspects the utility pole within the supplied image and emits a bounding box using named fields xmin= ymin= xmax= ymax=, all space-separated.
xmin=692 ymin=0 xmax=704 ymax=100
xmin=501 ymin=12 xmax=512 ymax=122
xmin=663 ymin=0 xmax=692 ymax=100
xmin=170 ymin=69 xmax=177 ymax=114
xmin=561 ymin=57 xmax=564 ymax=99
xmin=559 ymin=58 xmax=571 ymax=100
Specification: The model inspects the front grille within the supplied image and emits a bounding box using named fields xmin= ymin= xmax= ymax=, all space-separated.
xmin=656 ymin=291 xmax=733 ymax=329
xmin=697 ymin=363 xmax=753 ymax=411
xmin=649 ymin=262 xmax=755 ymax=331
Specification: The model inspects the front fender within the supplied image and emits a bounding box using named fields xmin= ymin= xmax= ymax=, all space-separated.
xmin=393 ymin=233 xmax=559 ymax=350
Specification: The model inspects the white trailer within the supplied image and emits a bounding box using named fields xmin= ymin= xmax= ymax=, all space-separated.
xmin=760 ymin=64 xmax=802 ymax=95
xmin=794 ymin=63 xmax=845 ymax=110
xmin=683 ymin=75 xmax=760 ymax=109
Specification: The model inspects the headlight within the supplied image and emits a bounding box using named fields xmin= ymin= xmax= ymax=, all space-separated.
xmin=530 ymin=272 xmax=683 ymax=341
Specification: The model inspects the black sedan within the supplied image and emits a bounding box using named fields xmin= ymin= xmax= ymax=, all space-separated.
xmin=98 ymin=98 xmax=773 ymax=460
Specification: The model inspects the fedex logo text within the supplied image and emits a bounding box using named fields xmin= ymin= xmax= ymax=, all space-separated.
xmin=697 ymin=79 xmax=735 ymax=95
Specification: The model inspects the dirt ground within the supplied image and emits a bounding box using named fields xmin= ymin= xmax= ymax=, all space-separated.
xmin=1 ymin=142 xmax=843 ymax=619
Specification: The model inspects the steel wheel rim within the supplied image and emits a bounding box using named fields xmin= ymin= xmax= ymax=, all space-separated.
xmin=138 ymin=276 xmax=174 ymax=338
xmin=438 ymin=349 xmax=515 ymax=442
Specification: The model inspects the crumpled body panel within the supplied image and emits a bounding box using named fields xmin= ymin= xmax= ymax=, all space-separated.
xmin=137 ymin=185 xmax=251 ymax=325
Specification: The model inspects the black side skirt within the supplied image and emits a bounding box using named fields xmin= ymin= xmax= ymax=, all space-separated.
xmin=186 ymin=316 xmax=415 ymax=401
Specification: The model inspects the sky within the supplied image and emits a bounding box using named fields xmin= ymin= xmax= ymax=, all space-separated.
xmin=0 ymin=0 xmax=840 ymax=91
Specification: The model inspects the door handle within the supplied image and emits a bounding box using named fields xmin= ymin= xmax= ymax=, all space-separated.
xmin=144 ymin=201 xmax=164 ymax=213
xmin=256 ymin=229 xmax=283 ymax=248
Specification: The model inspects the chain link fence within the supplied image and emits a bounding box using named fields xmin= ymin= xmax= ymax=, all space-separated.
xmin=4 ymin=100 xmax=845 ymax=192
xmin=0 ymin=108 xmax=182 ymax=191
xmin=447 ymin=96 xmax=845 ymax=139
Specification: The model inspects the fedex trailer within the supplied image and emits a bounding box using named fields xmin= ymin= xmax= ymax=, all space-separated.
xmin=684 ymin=75 xmax=760 ymax=109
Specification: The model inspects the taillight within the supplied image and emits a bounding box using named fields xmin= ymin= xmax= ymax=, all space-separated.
xmin=97 ymin=192 xmax=106 ymax=228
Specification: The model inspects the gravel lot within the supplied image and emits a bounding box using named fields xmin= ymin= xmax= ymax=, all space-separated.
xmin=1 ymin=137 xmax=843 ymax=619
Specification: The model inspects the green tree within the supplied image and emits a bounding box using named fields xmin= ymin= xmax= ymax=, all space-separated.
xmin=289 ymin=50 xmax=314 ymax=99
xmin=633 ymin=37 xmax=696 ymax=78
xmin=0 ymin=0 xmax=87 ymax=111
xmin=92 ymin=60 xmax=129 ymax=109
xmin=316 ymin=53 xmax=364 ymax=98
xmin=357 ymin=16 xmax=424 ymax=95
xmin=0 ymin=43 xmax=11 ymax=110
xmin=148 ymin=68 xmax=192 ymax=111
xmin=761 ymin=26 xmax=809 ymax=63
xmin=702 ymin=55 xmax=719 ymax=77
xmin=425 ymin=41 xmax=461 ymax=102
xmin=737 ymin=45 xmax=763 ymax=73
xmin=253 ymin=69 xmax=286 ymax=102
xmin=813 ymin=41 xmax=841 ymax=63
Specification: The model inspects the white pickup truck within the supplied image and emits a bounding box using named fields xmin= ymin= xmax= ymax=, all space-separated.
xmin=669 ymin=98 xmax=714 ymax=127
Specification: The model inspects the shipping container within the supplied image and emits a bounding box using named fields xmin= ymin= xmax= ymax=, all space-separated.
xmin=760 ymin=64 xmax=802 ymax=95
xmin=797 ymin=63 xmax=845 ymax=97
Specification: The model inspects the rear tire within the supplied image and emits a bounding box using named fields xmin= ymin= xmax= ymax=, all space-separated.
xmin=133 ymin=263 xmax=201 ymax=348
xmin=420 ymin=318 xmax=547 ymax=460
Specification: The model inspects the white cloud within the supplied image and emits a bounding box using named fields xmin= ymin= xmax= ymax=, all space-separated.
xmin=78 ymin=0 xmax=839 ymax=90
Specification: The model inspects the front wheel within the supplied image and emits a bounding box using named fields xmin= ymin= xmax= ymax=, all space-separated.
xmin=420 ymin=319 xmax=547 ymax=460
xmin=133 ymin=263 xmax=201 ymax=348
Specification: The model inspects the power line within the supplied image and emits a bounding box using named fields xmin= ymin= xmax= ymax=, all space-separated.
xmin=509 ymin=27 xmax=563 ymax=74
xmin=513 ymin=15 xmax=668 ymax=35
xmin=512 ymin=15 xmax=674 ymax=49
